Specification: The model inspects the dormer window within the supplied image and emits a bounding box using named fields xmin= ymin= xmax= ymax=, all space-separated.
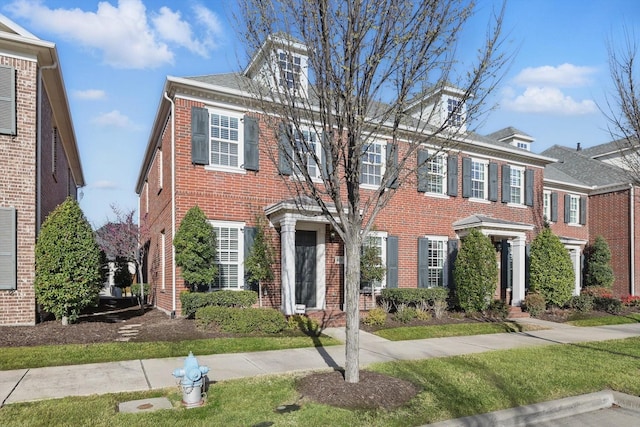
xmin=278 ymin=51 xmax=302 ymax=90
xmin=447 ymin=98 xmax=463 ymax=127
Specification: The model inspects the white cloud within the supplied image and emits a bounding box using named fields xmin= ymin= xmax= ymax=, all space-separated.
xmin=91 ymin=180 xmax=118 ymax=190
xmin=5 ymin=0 xmax=223 ymax=69
xmin=92 ymin=110 xmax=135 ymax=128
xmin=73 ymin=89 xmax=106 ymax=100
xmin=513 ymin=63 xmax=597 ymax=87
xmin=502 ymin=86 xmax=597 ymax=115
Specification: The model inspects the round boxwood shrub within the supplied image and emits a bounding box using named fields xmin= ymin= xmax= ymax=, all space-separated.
xmin=522 ymin=293 xmax=545 ymax=317
xmin=174 ymin=206 xmax=217 ymax=291
xmin=583 ymin=236 xmax=614 ymax=289
xmin=35 ymin=198 xmax=102 ymax=324
xmin=453 ymin=229 xmax=498 ymax=312
xmin=529 ymin=227 xmax=574 ymax=307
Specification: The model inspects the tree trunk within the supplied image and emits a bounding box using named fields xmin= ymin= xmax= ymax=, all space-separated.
xmin=343 ymin=227 xmax=361 ymax=383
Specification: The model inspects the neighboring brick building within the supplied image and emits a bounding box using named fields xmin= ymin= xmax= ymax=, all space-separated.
xmin=136 ymin=35 xmax=562 ymax=318
xmin=0 ymin=15 xmax=84 ymax=325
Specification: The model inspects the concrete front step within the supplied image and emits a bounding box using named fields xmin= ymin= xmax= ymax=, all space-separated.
xmin=507 ymin=306 xmax=530 ymax=318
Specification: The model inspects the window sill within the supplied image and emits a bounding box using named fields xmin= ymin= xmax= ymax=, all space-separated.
xmin=507 ymin=203 xmax=528 ymax=209
xmin=204 ymin=165 xmax=246 ymax=174
xmin=360 ymin=183 xmax=381 ymax=191
xmin=568 ymin=223 xmax=584 ymax=227
xmin=425 ymin=192 xmax=450 ymax=199
xmin=469 ymin=198 xmax=490 ymax=204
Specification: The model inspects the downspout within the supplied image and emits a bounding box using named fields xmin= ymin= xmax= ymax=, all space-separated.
xmin=163 ymin=92 xmax=177 ymax=317
xmin=36 ymin=62 xmax=58 ymax=233
xmin=631 ymin=184 xmax=635 ymax=296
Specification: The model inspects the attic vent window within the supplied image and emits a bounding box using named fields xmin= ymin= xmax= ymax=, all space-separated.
xmin=447 ymin=98 xmax=462 ymax=127
xmin=278 ymin=51 xmax=301 ymax=90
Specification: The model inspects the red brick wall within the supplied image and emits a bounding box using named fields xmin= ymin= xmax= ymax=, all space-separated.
xmin=0 ymin=56 xmax=38 ymax=325
xmin=548 ymin=190 xmax=589 ymax=242
xmin=141 ymin=96 xmax=549 ymax=314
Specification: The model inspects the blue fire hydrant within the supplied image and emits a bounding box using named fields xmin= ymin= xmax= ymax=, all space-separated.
xmin=172 ymin=351 xmax=209 ymax=408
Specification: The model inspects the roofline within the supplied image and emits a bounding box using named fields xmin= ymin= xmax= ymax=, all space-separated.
xmin=543 ymin=178 xmax=593 ymax=191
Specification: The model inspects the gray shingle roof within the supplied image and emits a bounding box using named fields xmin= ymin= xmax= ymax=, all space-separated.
xmin=581 ymin=137 xmax=636 ymax=158
xmin=486 ymin=127 xmax=533 ymax=142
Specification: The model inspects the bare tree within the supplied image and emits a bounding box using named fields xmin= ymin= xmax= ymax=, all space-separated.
xmin=237 ymin=0 xmax=508 ymax=383
xmin=604 ymin=28 xmax=640 ymax=180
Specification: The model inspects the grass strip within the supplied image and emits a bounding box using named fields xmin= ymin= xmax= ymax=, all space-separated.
xmin=0 ymin=335 xmax=339 ymax=370
xmin=567 ymin=312 xmax=640 ymax=327
xmin=1 ymin=337 xmax=638 ymax=427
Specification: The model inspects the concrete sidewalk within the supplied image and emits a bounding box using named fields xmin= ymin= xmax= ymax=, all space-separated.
xmin=1 ymin=319 xmax=639 ymax=407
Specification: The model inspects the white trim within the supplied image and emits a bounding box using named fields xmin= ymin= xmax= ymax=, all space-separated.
xmin=296 ymin=222 xmax=326 ymax=310
xmin=425 ymin=152 xmax=448 ymax=196
xmin=509 ymin=165 xmax=525 ymax=205
xmin=424 ymin=235 xmax=449 ymax=288
xmin=360 ymin=140 xmax=386 ymax=189
xmin=362 ymin=230 xmax=388 ymax=291
xmin=209 ymin=220 xmax=246 ymax=290
xmin=470 ymin=158 xmax=489 ymax=200
xmin=205 ymin=107 xmax=245 ymax=172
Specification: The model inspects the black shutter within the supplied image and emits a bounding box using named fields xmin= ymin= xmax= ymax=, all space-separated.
xmin=243 ymin=116 xmax=259 ymax=171
xmin=321 ymin=132 xmax=333 ymax=179
xmin=501 ymin=164 xmax=510 ymax=203
xmin=580 ymin=196 xmax=587 ymax=225
xmin=564 ymin=194 xmax=571 ymax=223
xmin=191 ymin=107 xmax=209 ymax=165
xmin=243 ymin=226 xmax=257 ymax=291
xmin=278 ymin=123 xmax=292 ymax=175
xmin=386 ymin=236 xmax=399 ymax=288
xmin=487 ymin=162 xmax=497 ymax=202
xmin=0 ymin=65 xmax=16 ymax=135
xmin=525 ymin=169 xmax=534 ymax=206
xmin=0 ymin=207 xmax=16 ymax=290
xmin=447 ymin=239 xmax=458 ymax=289
xmin=462 ymin=157 xmax=471 ymax=198
xmin=386 ymin=143 xmax=399 ymax=189
xmin=417 ymin=149 xmax=429 ymax=192
xmin=550 ymin=192 xmax=558 ymax=222
xmin=447 ymin=155 xmax=458 ymax=196
xmin=418 ymin=237 xmax=429 ymax=288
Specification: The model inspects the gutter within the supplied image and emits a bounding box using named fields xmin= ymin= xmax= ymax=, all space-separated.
xmin=163 ymin=92 xmax=177 ymax=317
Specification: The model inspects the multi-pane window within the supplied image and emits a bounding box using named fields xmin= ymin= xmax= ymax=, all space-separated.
xmin=278 ymin=51 xmax=302 ymax=90
xmin=447 ymin=98 xmax=462 ymax=127
xmin=517 ymin=142 xmax=530 ymax=151
xmin=510 ymin=167 xmax=524 ymax=204
xmin=428 ymin=238 xmax=446 ymax=287
xmin=210 ymin=113 xmax=240 ymax=168
xmin=361 ymin=142 xmax=384 ymax=186
xmin=294 ymin=128 xmax=319 ymax=178
xmin=427 ymin=154 xmax=446 ymax=194
xmin=543 ymin=191 xmax=551 ymax=221
xmin=471 ymin=160 xmax=487 ymax=199
xmin=361 ymin=233 xmax=387 ymax=290
xmin=569 ymin=195 xmax=580 ymax=224
xmin=212 ymin=223 xmax=244 ymax=289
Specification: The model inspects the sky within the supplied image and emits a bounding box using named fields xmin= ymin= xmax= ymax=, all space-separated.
xmin=2 ymin=0 xmax=639 ymax=227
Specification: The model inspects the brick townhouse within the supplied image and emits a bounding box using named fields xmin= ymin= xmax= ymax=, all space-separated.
xmin=136 ymin=35 xmax=568 ymax=319
xmin=0 ymin=15 xmax=84 ymax=325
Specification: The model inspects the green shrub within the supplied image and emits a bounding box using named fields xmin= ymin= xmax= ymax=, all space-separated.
xmin=569 ymin=294 xmax=594 ymax=312
xmin=523 ymin=293 xmax=546 ymax=317
xmin=195 ymin=306 xmax=287 ymax=334
xmin=432 ymin=300 xmax=447 ymax=319
xmin=173 ymin=206 xmax=217 ymax=290
xmin=529 ymin=227 xmax=574 ymax=307
xmin=593 ymin=297 xmax=622 ymax=314
xmin=286 ymin=315 xmax=321 ymax=335
xmin=362 ymin=308 xmax=387 ymax=326
xmin=379 ymin=287 xmax=448 ymax=311
xmin=582 ymin=286 xmax=613 ymax=298
xmin=486 ymin=299 xmax=509 ymax=320
xmin=181 ymin=290 xmax=258 ymax=317
xmin=415 ymin=308 xmax=433 ymax=321
xmin=583 ymin=236 xmax=614 ymax=289
xmin=35 ymin=198 xmax=102 ymax=324
xmin=130 ymin=283 xmax=150 ymax=297
xmin=453 ymin=229 xmax=498 ymax=312
xmin=394 ymin=306 xmax=418 ymax=323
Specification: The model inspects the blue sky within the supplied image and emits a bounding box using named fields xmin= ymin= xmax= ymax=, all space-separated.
xmin=2 ymin=0 xmax=638 ymax=227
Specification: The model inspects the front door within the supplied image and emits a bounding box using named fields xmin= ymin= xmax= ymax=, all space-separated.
xmin=295 ymin=230 xmax=316 ymax=307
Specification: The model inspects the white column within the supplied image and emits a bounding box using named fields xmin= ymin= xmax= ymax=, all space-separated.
xmin=280 ymin=216 xmax=296 ymax=315
xmin=569 ymin=247 xmax=581 ymax=296
xmin=511 ymin=235 xmax=526 ymax=306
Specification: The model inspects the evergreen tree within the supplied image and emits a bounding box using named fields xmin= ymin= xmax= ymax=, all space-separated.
xmin=35 ymin=197 xmax=102 ymax=324
xmin=453 ymin=229 xmax=498 ymax=312
xmin=245 ymin=215 xmax=275 ymax=306
xmin=583 ymin=235 xmax=614 ymax=288
xmin=173 ymin=206 xmax=217 ymax=290
xmin=529 ymin=227 xmax=574 ymax=307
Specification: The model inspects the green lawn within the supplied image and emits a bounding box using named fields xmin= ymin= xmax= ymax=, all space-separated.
xmin=373 ymin=321 xmax=538 ymax=341
xmin=567 ymin=313 xmax=640 ymax=327
xmin=1 ymin=338 xmax=638 ymax=427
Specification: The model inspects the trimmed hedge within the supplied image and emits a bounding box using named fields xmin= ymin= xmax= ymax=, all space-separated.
xmin=181 ymin=290 xmax=258 ymax=318
xmin=195 ymin=306 xmax=287 ymax=334
xmin=379 ymin=287 xmax=448 ymax=311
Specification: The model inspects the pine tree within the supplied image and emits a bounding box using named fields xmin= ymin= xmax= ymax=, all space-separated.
xmin=584 ymin=235 xmax=614 ymax=289
xmin=529 ymin=227 xmax=574 ymax=307
xmin=35 ymin=197 xmax=102 ymax=324
xmin=173 ymin=206 xmax=217 ymax=291
xmin=453 ymin=229 xmax=498 ymax=312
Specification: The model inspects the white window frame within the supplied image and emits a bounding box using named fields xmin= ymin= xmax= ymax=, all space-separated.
xmin=210 ymin=220 xmax=245 ymax=290
xmin=516 ymin=141 xmax=530 ymax=151
xmin=361 ymin=230 xmax=387 ymax=291
xmin=292 ymin=126 xmax=322 ymax=181
xmin=470 ymin=158 xmax=488 ymax=200
xmin=360 ymin=140 xmax=386 ymax=189
xmin=426 ymin=236 xmax=448 ymax=288
xmin=278 ymin=50 xmax=303 ymax=91
xmin=509 ymin=165 xmax=524 ymax=205
xmin=543 ymin=190 xmax=551 ymax=222
xmin=569 ymin=195 xmax=580 ymax=225
xmin=427 ymin=153 xmax=447 ymax=195
xmin=447 ymin=98 xmax=463 ymax=127
xmin=157 ymin=149 xmax=163 ymax=192
xmin=206 ymin=109 xmax=244 ymax=173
